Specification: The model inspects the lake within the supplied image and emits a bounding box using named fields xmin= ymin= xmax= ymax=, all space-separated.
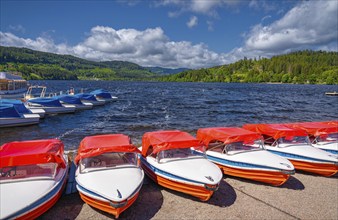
xmin=1 ymin=80 xmax=337 ymax=150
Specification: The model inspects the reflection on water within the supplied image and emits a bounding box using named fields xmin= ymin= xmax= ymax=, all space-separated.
xmin=1 ymin=81 xmax=337 ymax=150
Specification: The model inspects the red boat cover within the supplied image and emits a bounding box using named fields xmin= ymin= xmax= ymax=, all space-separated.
xmin=243 ymin=124 xmax=307 ymax=140
xmin=0 ymin=139 xmax=66 ymax=168
xmin=321 ymin=121 xmax=338 ymax=126
xmin=284 ymin=122 xmax=338 ymax=136
xmin=142 ymin=130 xmax=202 ymax=157
xmin=196 ymin=127 xmax=262 ymax=146
xmin=74 ymin=134 xmax=140 ymax=164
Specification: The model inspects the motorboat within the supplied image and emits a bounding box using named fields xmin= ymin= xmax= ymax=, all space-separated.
xmin=0 ymin=103 xmax=40 ymax=127
xmin=0 ymin=72 xmax=28 ymax=99
xmin=0 ymin=139 xmax=68 ymax=219
xmin=74 ymin=93 xmax=106 ymax=106
xmin=74 ymin=134 xmax=144 ymax=218
xmin=243 ymin=123 xmax=338 ymax=177
xmin=139 ymin=130 xmax=222 ymax=201
xmin=284 ymin=122 xmax=338 ymax=154
xmin=196 ymin=127 xmax=295 ymax=186
xmin=56 ymin=95 xmax=93 ymax=110
xmin=90 ymin=89 xmax=118 ymax=102
xmin=0 ymin=98 xmax=45 ymax=118
xmin=26 ymin=97 xmax=76 ymax=114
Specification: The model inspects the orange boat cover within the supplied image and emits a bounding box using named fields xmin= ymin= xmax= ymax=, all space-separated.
xmin=0 ymin=139 xmax=66 ymax=168
xmin=284 ymin=122 xmax=338 ymax=136
xmin=196 ymin=127 xmax=262 ymax=147
xmin=243 ymin=124 xmax=307 ymax=140
xmin=142 ymin=130 xmax=202 ymax=157
xmin=74 ymin=134 xmax=140 ymax=164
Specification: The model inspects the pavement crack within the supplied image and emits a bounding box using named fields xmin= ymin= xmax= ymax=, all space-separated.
xmin=233 ymin=187 xmax=301 ymax=220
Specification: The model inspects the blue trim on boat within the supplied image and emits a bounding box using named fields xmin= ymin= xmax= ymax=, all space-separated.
xmin=6 ymin=169 xmax=67 ymax=219
xmin=140 ymin=157 xmax=205 ymax=185
xmin=206 ymin=154 xmax=279 ymax=171
xmin=267 ymin=150 xmax=334 ymax=163
xmin=321 ymin=149 xmax=338 ymax=155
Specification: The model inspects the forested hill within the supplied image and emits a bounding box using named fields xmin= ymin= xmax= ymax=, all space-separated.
xmin=162 ymin=51 xmax=338 ymax=84
xmin=0 ymin=46 xmax=156 ymax=80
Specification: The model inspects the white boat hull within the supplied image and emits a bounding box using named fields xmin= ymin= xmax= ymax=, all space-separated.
xmin=27 ymin=103 xmax=76 ymax=114
xmin=0 ymin=114 xmax=40 ymax=128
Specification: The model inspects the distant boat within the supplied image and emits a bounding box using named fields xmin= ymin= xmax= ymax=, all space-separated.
xmin=56 ymin=95 xmax=93 ymax=110
xmin=90 ymin=89 xmax=118 ymax=102
xmin=0 ymin=103 xmax=40 ymax=128
xmin=26 ymin=97 xmax=76 ymax=115
xmin=0 ymin=72 xmax=28 ymax=99
xmin=325 ymin=91 xmax=338 ymax=96
xmin=0 ymin=139 xmax=69 ymax=219
xmin=74 ymin=93 xmax=106 ymax=106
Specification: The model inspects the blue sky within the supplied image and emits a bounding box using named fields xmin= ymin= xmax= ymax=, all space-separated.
xmin=1 ymin=0 xmax=337 ymax=69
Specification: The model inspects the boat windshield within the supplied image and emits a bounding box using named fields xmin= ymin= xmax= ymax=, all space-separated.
xmin=0 ymin=163 xmax=57 ymax=183
xmin=277 ymin=136 xmax=310 ymax=146
xmin=80 ymin=152 xmax=138 ymax=173
xmin=225 ymin=139 xmax=264 ymax=155
xmin=315 ymin=133 xmax=338 ymax=144
xmin=157 ymin=146 xmax=206 ymax=163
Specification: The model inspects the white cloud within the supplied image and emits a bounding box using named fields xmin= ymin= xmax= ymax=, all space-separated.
xmin=0 ymin=26 xmax=227 ymax=69
xmin=187 ymin=16 xmax=198 ymax=28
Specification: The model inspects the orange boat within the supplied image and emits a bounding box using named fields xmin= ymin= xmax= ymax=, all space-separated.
xmin=196 ymin=127 xmax=294 ymax=186
xmin=0 ymin=139 xmax=68 ymax=219
xmin=140 ymin=130 xmax=223 ymax=201
xmin=243 ymin=123 xmax=338 ymax=176
xmin=74 ymin=134 xmax=144 ymax=218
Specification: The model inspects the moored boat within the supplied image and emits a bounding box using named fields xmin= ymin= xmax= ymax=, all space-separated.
xmin=0 ymin=103 xmax=40 ymax=128
xmin=139 ymin=130 xmax=222 ymax=201
xmin=196 ymin=127 xmax=294 ymax=186
xmin=74 ymin=134 xmax=144 ymax=218
xmin=26 ymin=97 xmax=76 ymax=114
xmin=284 ymin=122 xmax=338 ymax=154
xmin=90 ymin=89 xmax=117 ymax=102
xmin=74 ymin=93 xmax=106 ymax=106
xmin=243 ymin=123 xmax=338 ymax=177
xmin=0 ymin=139 xmax=68 ymax=219
xmin=56 ymin=95 xmax=93 ymax=110
xmin=0 ymin=72 xmax=28 ymax=99
xmin=0 ymin=98 xmax=45 ymax=119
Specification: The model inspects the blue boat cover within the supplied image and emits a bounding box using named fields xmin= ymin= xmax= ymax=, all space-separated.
xmin=90 ymin=89 xmax=112 ymax=99
xmin=74 ymin=93 xmax=98 ymax=101
xmin=0 ymin=99 xmax=31 ymax=114
xmin=57 ymin=95 xmax=83 ymax=105
xmin=28 ymin=97 xmax=63 ymax=107
xmin=0 ymin=103 xmax=21 ymax=118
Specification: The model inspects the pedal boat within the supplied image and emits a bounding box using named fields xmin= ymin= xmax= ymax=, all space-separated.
xmin=1 ymin=98 xmax=45 ymax=119
xmin=74 ymin=93 xmax=106 ymax=106
xmin=139 ymin=130 xmax=222 ymax=201
xmin=196 ymin=127 xmax=294 ymax=186
xmin=90 ymin=89 xmax=118 ymax=102
xmin=243 ymin=124 xmax=338 ymax=177
xmin=74 ymin=134 xmax=144 ymax=218
xmin=284 ymin=122 xmax=338 ymax=154
xmin=0 ymin=139 xmax=68 ymax=219
xmin=56 ymin=95 xmax=93 ymax=110
xmin=26 ymin=97 xmax=76 ymax=114
xmin=0 ymin=103 xmax=40 ymax=127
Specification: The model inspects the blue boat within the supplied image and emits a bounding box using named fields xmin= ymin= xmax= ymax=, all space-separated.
xmin=0 ymin=99 xmax=45 ymax=118
xmin=56 ymin=95 xmax=93 ymax=110
xmin=26 ymin=97 xmax=76 ymax=114
xmin=90 ymin=89 xmax=117 ymax=102
xmin=0 ymin=103 xmax=40 ymax=127
xmin=74 ymin=93 xmax=105 ymax=106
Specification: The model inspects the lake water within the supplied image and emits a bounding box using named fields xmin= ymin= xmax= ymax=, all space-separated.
xmin=1 ymin=80 xmax=337 ymax=150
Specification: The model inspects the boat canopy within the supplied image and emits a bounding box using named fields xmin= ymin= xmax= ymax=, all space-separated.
xmin=0 ymin=139 xmax=66 ymax=168
xmin=0 ymin=103 xmax=21 ymax=118
xmin=284 ymin=122 xmax=338 ymax=136
xmin=74 ymin=134 xmax=140 ymax=164
xmin=57 ymin=95 xmax=83 ymax=105
xmin=90 ymin=89 xmax=112 ymax=98
xmin=321 ymin=121 xmax=338 ymax=126
xmin=142 ymin=130 xmax=202 ymax=157
xmin=243 ymin=124 xmax=308 ymax=140
xmin=197 ymin=127 xmax=262 ymax=146
xmin=74 ymin=93 xmax=98 ymax=101
xmin=0 ymin=99 xmax=30 ymax=114
xmin=27 ymin=97 xmax=63 ymax=107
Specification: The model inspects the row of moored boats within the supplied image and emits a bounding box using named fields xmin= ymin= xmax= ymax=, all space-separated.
xmin=0 ymin=121 xmax=337 ymax=219
xmin=0 ymin=88 xmax=117 ymax=128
